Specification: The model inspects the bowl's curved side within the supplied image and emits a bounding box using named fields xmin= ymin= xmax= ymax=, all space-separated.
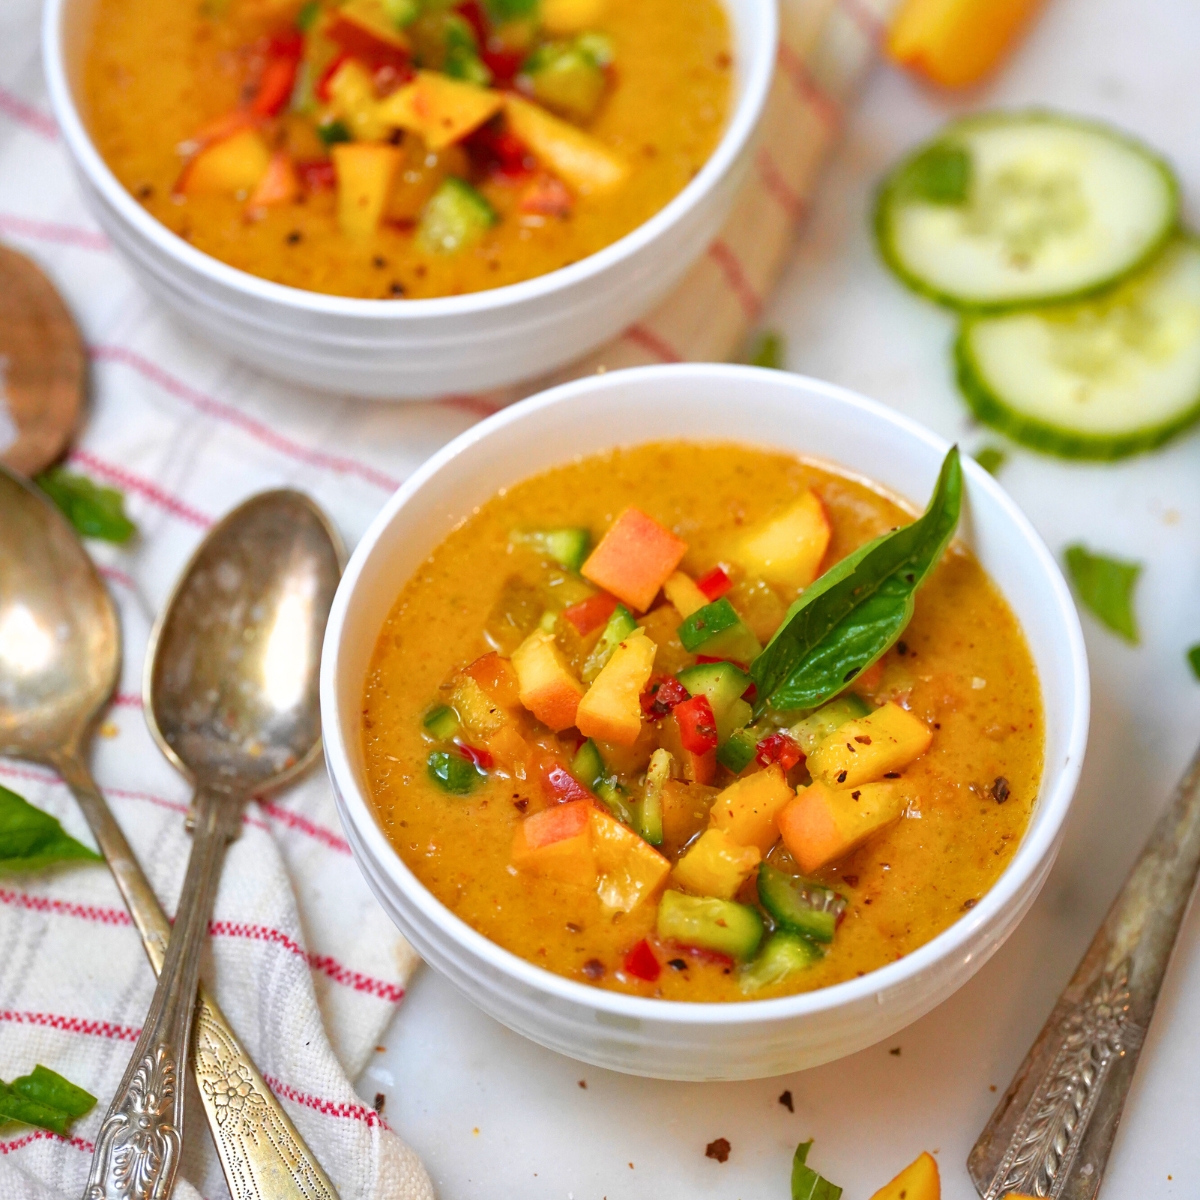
xmin=319 ymin=364 xmax=1089 ymax=1078
xmin=42 ymin=0 xmax=778 ymax=397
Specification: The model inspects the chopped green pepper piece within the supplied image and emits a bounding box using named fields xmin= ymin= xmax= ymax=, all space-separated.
xmin=427 ymin=750 xmax=480 ymax=794
xmin=422 ymin=705 xmax=460 ymax=741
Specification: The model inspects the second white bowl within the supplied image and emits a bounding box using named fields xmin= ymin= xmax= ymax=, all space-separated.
xmin=42 ymin=0 xmax=776 ymax=399
xmin=321 ymin=364 xmax=1090 ymax=1079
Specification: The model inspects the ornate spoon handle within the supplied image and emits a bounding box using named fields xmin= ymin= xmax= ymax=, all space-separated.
xmin=57 ymin=754 xmax=339 ymax=1200
xmin=969 ymin=742 xmax=1200 ymax=1200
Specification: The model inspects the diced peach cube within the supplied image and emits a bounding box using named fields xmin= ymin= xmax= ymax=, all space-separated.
xmin=333 ymin=142 xmax=402 ymax=237
xmin=868 ymin=1151 xmax=940 ymax=1200
xmin=590 ymin=806 xmax=670 ymax=912
xmin=662 ymin=571 xmax=709 ymax=618
xmin=708 ymin=764 xmax=794 ymax=854
xmin=576 ymin=628 xmax=656 ymax=745
xmin=512 ymin=630 xmax=585 ymax=731
xmin=807 ymin=701 xmax=933 ymax=788
xmin=581 ymin=508 xmax=687 ymax=613
xmin=511 ymin=800 xmax=596 ymax=885
xmin=671 ymin=827 xmax=761 ymax=899
xmin=464 ymin=652 xmax=523 ymax=711
xmin=376 ymin=71 xmax=503 ymax=151
xmin=177 ymin=128 xmax=272 ymax=196
xmin=246 ymin=151 xmax=299 ymax=211
xmin=736 ymin=490 xmax=832 ymax=589
xmin=777 ymin=779 xmax=905 ymax=873
xmin=503 ymin=93 xmax=628 ymax=194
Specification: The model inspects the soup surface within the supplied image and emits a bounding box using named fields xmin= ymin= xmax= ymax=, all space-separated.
xmin=83 ymin=0 xmax=731 ymax=299
xmin=361 ymin=443 xmax=1043 ymax=1002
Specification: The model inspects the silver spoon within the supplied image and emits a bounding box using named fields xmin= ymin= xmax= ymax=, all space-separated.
xmin=80 ymin=488 xmax=343 ymax=1200
xmin=970 ymin=743 xmax=1200 ymax=1200
xmin=0 ymin=467 xmax=340 ymax=1199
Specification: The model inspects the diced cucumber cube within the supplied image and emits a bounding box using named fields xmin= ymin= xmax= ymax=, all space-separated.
xmin=571 ymin=739 xmax=605 ymax=790
xmin=510 ymin=527 xmax=592 ymax=572
xmin=427 ymin=750 xmax=479 ymax=794
xmin=595 ymin=779 xmax=634 ymax=826
xmin=656 ymin=891 xmax=763 ymax=961
xmin=757 ymin=863 xmax=846 ymax=944
xmin=676 ymin=598 xmax=762 ymax=664
xmin=716 ymin=728 xmax=757 ymax=774
xmin=422 ymin=704 xmax=460 ymax=741
xmin=521 ymin=39 xmax=607 ymax=121
xmin=582 ymin=603 xmax=638 ymax=681
xmin=636 ymin=748 xmax=671 ymax=845
xmin=788 ymin=694 xmax=873 ymax=755
xmin=417 ymin=177 xmax=497 ymax=254
xmin=738 ymin=931 xmax=822 ymax=993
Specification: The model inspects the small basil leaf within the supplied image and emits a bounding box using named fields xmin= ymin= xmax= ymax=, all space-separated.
xmin=1065 ymin=545 xmax=1140 ymax=643
xmin=751 ymin=447 xmax=962 ymax=715
xmin=749 ymin=331 xmax=785 ymax=370
xmin=34 ymin=466 xmax=136 ymax=544
xmin=0 ymin=1066 xmax=96 ymax=1136
xmin=898 ymin=142 xmax=972 ymax=205
xmin=974 ymin=445 xmax=1007 ymax=475
xmin=792 ymin=1140 xmax=842 ymax=1200
xmin=0 ymin=784 xmax=102 ymax=872
xmin=1188 ymin=644 xmax=1200 ymax=680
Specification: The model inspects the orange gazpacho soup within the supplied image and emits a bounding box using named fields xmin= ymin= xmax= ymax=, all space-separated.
xmin=82 ymin=0 xmax=731 ymax=299
xmin=361 ymin=443 xmax=1043 ymax=1002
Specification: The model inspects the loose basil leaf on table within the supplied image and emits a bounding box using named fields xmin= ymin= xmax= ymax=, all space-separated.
xmin=1064 ymin=544 xmax=1141 ymax=644
xmin=750 ymin=446 xmax=962 ymax=715
xmin=0 ymin=1065 xmax=97 ymax=1135
xmin=791 ymin=1140 xmax=842 ymax=1200
xmin=34 ymin=466 xmax=137 ymax=544
xmin=0 ymin=783 xmax=102 ymax=871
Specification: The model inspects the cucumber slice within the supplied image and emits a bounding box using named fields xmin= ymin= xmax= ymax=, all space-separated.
xmin=717 ymin=728 xmax=757 ymax=774
xmin=571 ymin=738 xmax=605 ymax=789
xmin=788 ymin=695 xmax=872 ymax=756
xmin=510 ymin=527 xmax=592 ymax=572
xmin=417 ymin=177 xmax=497 ymax=254
xmin=582 ymin=603 xmax=638 ymax=681
xmin=876 ymin=111 xmax=1179 ymax=312
xmin=757 ymin=864 xmax=847 ymax=944
xmin=636 ymin=749 xmax=671 ymax=845
xmin=422 ymin=704 xmax=460 ymax=741
xmin=656 ymin=891 xmax=764 ymax=961
xmin=676 ymin=661 xmax=752 ymax=742
xmin=677 ymin=598 xmax=762 ymax=664
xmin=957 ymin=237 xmax=1200 ymax=460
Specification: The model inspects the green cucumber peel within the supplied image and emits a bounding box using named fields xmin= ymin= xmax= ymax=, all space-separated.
xmin=750 ymin=447 xmax=962 ymax=716
xmin=0 ymin=784 xmax=102 ymax=872
xmin=739 ymin=931 xmax=823 ymax=993
xmin=426 ymin=750 xmax=481 ymax=794
xmin=792 ymin=1140 xmax=842 ymax=1200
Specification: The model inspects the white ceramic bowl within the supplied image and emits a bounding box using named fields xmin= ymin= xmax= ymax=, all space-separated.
xmin=43 ymin=0 xmax=776 ymax=399
xmin=321 ymin=364 xmax=1090 ymax=1080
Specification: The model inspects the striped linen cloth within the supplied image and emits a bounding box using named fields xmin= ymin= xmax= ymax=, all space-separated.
xmin=0 ymin=0 xmax=892 ymax=1195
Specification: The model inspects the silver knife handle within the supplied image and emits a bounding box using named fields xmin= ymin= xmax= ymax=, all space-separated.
xmin=970 ymin=743 xmax=1200 ymax=1200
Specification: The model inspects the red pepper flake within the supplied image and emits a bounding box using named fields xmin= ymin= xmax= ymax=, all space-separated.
xmin=842 ymin=874 xmax=859 ymax=887
xmin=705 ymin=1138 xmax=731 ymax=1163
xmin=675 ymin=695 xmax=718 ymax=754
xmin=778 ymin=1089 xmax=794 ymax=1112
xmin=562 ymin=592 xmax=618 ymax=637
xmin=854 ymin=735 xmax=872 ymax=745
xmin=456 ymin=743 xmax=494 ymax=770
xmin=755 ymin=732 xmax=803 ymax=772
xmin=640 ymin=674 xmax=688 ymax=718
xmin=696 ymin=566 xmax=732 ymax=601
xmin=991 ymin=776 xmax=1011 ymax=803
xmin=836 ymin=770 xmax=848 ymax=783
xmin=623 ymin=939 xmax=661 ymax=982
xmin=963 ymin=898 xmax=978 ymax=910
xmin=582 ymin=958 xmax=606 ymax=980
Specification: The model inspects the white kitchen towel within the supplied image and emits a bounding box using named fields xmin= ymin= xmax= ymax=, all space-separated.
xmin=0 ymin=0 xmax=891 ymax=1196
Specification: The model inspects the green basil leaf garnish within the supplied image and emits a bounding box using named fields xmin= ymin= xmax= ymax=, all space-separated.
xmin=0 ymin=783 xmax=102 ymax=872
xmin=973 ymin=445 xmax=1007 ymax=475
xmin=34 ymin=466 xmax=136 ymax=544
xmin=749 ymin=330 xmax=785 ymax=370
xmin=0 ymin=1066 xmax=97 ymax=1135
xmin=1188 ymin=643 xmax=1200 ymax=680
xmin=750 ymin=446 xmax=962 ymax=715
xmin=791 ymin=1140 xmax=842 ymax=1200
xmin=1064 ymin=545 xmax=1141 ymax=643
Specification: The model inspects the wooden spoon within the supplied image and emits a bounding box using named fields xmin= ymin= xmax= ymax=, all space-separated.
xmin=0 ymin=242 xmax=86 ymax=475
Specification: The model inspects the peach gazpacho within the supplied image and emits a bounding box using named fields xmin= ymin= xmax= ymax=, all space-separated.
xmin=361 ymin=443 xmax=1044 ymax=1001
xmin=82 ymin=0 xmax=731 ymax=299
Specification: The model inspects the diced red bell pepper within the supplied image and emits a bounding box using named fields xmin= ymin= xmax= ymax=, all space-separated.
xmin=675 ymin=695 xmax=718 ymax=755
xmin=640 ymin=675 xmax=689 ymax=719
xmin=741 ymin=681 xmax=757 ymax=703
xmin=537 ymin=756 xmax=594 ymax=804
xmin=296 ymin=159 xmax=338 ymax=191
xmin=481 ymin=46 xmax=524 ymax=87
xmin=456 ymin=743 xmax=495 ymax=770
xmin=315 ymin=52 xmax=351 ymax=102
xmin=696 ymin=566 xmax=732 ymax=601
xmin=266 ymin=30 xmax=304 ymax=59
xmin=562 ymin=592 xmax=618 ymax=637
xmin=465 ymin=121 xmax=535 ymax=180
xmin=520 ymin=173 xmax=573 ymax=216
xmin=454 ymin=0 xmax=490 ymax=47
xmin=755 ymin=732 xmax=803 ymax=772
xmin=251 ymin=55 xmax=302 ymax=117
xmin=623 ymin=939 xmax=661 ymax=982
xmin=326 ymin=16 xmax=414 ymax=75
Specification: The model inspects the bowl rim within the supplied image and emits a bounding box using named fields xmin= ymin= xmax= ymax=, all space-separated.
xmin=321 ymin=363 xmax=1090 ymax=1025
xmin=41 ymin=0 xmax=777 ymax=321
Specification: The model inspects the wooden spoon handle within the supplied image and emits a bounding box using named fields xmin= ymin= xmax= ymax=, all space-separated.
xmin=969 ymin=742 xmax=1200 ymax=1200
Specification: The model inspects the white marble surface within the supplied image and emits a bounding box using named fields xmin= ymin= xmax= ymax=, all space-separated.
xmin=358 ymin=0 xmax=1200 ymax=1195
